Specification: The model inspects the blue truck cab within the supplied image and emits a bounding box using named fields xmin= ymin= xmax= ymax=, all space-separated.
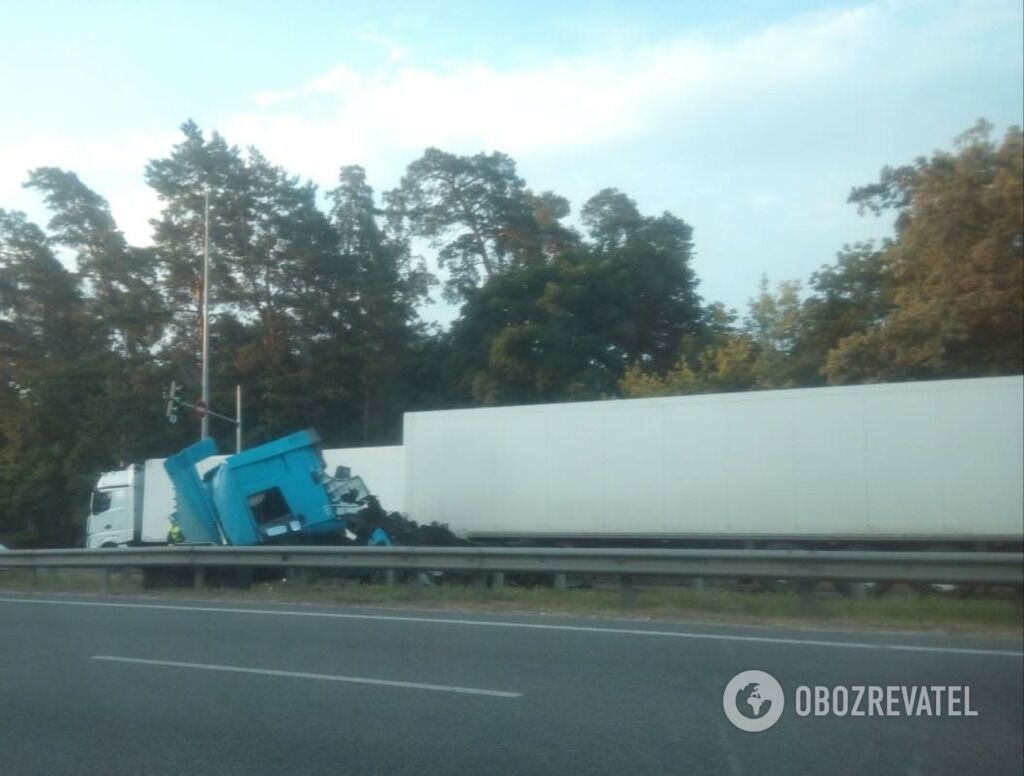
xmin=163 ymin=429 xmax=382 ymax=545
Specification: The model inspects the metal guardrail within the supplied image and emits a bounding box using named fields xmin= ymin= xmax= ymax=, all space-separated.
xmin=2 ymin=546 xmax=1022 ymax=586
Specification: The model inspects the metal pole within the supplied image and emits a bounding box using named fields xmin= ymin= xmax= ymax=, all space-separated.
xmin=201 ymin=190 xmax=210 ymax=440
xmin=235 ymin=384 xmax=242 ymax=453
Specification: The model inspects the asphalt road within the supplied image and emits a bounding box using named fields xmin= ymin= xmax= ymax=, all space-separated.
xmin=0 ymin=593 xmax=1020 ymax=776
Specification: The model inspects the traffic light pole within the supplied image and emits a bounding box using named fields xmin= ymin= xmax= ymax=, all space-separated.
xmin=165 ymin=380 xmax=243 ymax=452
xmin=173 ymin=397 xmax=236 ymax=425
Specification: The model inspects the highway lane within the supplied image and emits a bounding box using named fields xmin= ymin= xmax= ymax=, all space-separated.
xmin=1 ymin=593 xmax=1021 ymax=776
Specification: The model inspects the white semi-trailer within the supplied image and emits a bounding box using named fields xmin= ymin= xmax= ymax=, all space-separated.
xmin=402 ymin=376 xmax=1024 ymax=548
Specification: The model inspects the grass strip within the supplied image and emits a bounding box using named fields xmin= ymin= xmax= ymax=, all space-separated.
xmin=2 ymin=568 xmax=1020 ymax=633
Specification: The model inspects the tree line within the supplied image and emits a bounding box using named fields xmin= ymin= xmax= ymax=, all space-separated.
xmin=1 ymin=119 xmax=1020 ymax=546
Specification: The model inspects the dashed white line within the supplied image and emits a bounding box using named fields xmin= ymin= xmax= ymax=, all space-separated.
xmin=2 ymin=596 xmax=1020 ymax=657
xmin=91 ymin=655 xmax=522 ymax=698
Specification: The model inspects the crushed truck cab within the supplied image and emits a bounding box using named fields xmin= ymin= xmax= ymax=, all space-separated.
xmin=164 ymin=429 xmax=383 ymax=545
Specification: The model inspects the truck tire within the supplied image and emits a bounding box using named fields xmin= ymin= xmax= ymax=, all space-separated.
xmin=834 ymin=580 xmax=892 ymax=598
xmin=910 ymin=545 xmax=970 ymax=597
xmin=757 ymin=543 xmax=817 ymax=594
xmin=833 ymin=544 xmax=892 ymax=598
xmin=759 ymin=578 xmax=817 ymax=594
xmin=911 ymin=582 xmax=971 ymax=597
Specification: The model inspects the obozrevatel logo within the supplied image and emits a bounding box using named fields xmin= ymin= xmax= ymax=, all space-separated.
xmin=723 ymin=670 xmax=785 ymax=732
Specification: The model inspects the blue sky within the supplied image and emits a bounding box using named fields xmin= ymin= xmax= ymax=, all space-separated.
xmin=2 ymin=0 xmax=1021 ymax=322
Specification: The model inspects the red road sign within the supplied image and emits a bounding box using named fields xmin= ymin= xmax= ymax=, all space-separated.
xmin=194 ymin=399 xmax=208 ymax=418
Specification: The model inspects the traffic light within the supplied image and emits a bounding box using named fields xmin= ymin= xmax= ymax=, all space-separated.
xmin=164 ymin=380 xmax=182 ymax=423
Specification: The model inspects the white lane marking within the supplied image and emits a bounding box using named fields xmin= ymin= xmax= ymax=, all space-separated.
xmin=3 ymin=596 xmax=1021 ymax=658
xmin=91 ymin=655 xmax=522 ymax=698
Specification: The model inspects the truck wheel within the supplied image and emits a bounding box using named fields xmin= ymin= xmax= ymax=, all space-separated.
xmin=835 ymin=580 xmax=892 ymax=598
xmin=910 ymin=545 xmax=970 ymax=596
xmin=911 ymin=582 xmax=971 ymax=597
xmin=757 ymin=543 xmax=817 ymax=594
xmin=828 ymin=543 xmax=891 ymax=598
xmin=759 ymin=578 xmax=817 ymax=594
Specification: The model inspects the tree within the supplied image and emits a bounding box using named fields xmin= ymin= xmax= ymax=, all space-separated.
xmin=797 ymin=242 xmax=890 ymax=383
xmin=620 ymin=333 xmax=759 ymax=398
xmin=744 ymin=276 xmax=805 ymax=388
xmin=23 ymin=168 xmax=165 ymax=358
xmin=0 ymin=210 xmax=103 ymax=546
xmin=146 ymin=123 xmax=335 ymax=351
xmin=581 ymin=189 xmax=704 ymax=372
xmin=0 ymin=210 xmax=84 ymax=364
xmin=145 ymin=121 xmax=245 ymax=371
xmin=387 ymin=149 xmax=549 ymax=301
xmin=447 ymin=187 xmax=705 ymax=404
xmin=321 ymin=165 xmax=432 ymax=443
xmin=449 ymin=254 xmax=622 ymax=404
xmin=827 ymin=121 xmax=1024 ymax=382
xmin=146 ymin=122 xmax=356 ymax=446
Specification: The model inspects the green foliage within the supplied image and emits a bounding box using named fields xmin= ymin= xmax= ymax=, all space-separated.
xmin=0 ymin=209 xmax=111 ymax=545
xmin=387 ymin=148 xmax=562 ymax=302
xmin=623 ymin=121 xmax=1023 ymax=399
xmin=450 ymin=189 xmax=705 ymax=406
xmin=451 ymin=256 xmax=620 ymax=404
xmin=827 ymin=121 xmax=1023 ymax=382
xmin=1 ymin=118 xmax=1019 ymax=546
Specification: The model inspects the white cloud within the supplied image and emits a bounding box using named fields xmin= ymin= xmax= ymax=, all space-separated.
xmin=1 ymin=0 xmax=1016 ymax=311
xmin=0 ymin=4 xmax=899 ymax=245
xmin=230 ymin=5 xmax=881 ymax=182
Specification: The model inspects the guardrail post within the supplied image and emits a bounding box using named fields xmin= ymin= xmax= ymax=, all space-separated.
xmin=407 ymin=571 xmax=423 ymax=599
xmin=798 ymin=582 xmax=817 ymax=614
xmin=383 ymin=569 xmax=396 ymax=587
xmin=474 ymin=572 xmax=487 ymax=600
xmin=686 ymin=577 xmax=705 ymax=591
xmin=491 ymin=572 xmax=505 ymax=590
xmin=193 ymin=567 xmax=206 ymax=590
xmin=553 ymin=573 xmax=568 ymax=590
xmin=31 ymin=567 xmax=38 ymax=586
xmin=620 ymin=575 xmax=636 ymax=609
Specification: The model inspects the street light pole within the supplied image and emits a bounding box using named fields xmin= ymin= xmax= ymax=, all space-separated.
xmin=201 ymin=190 xmax=210 ymax=440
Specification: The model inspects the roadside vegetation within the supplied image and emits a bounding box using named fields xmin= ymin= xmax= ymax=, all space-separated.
xmin=1 ymin=120 xmax=1021 ymax=549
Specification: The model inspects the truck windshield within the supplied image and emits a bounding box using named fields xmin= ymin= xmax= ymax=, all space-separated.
xmin=248 ymin=487 xmax=293 ymax=525
xmin=90 ymin=491 xmax=112 ymax=515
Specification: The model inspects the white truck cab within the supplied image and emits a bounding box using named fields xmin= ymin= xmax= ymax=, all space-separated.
xmin=87 ymin=466 xmax=142 ymax=547
xmin=86 ymin=458 xmax=223 ymax=548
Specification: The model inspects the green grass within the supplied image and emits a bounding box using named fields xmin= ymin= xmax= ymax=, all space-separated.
xmin=2 ymin=569 xmax=1021 ymax=633
xmin=0 ymin=568 xmax=144 ymax=593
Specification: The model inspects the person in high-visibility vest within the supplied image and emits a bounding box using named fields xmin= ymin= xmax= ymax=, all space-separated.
xmin=167 ymin=522 xmax=185 ymax=545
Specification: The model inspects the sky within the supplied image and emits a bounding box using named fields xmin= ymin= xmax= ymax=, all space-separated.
xmin=1 ymin=0 xmax=1021 ymax=323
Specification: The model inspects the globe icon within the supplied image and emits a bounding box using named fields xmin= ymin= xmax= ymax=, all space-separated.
xmin=723 ymin=670 xmax=785 ymax=732
xmin=735 ymin=682 xmax=773 ymax=719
